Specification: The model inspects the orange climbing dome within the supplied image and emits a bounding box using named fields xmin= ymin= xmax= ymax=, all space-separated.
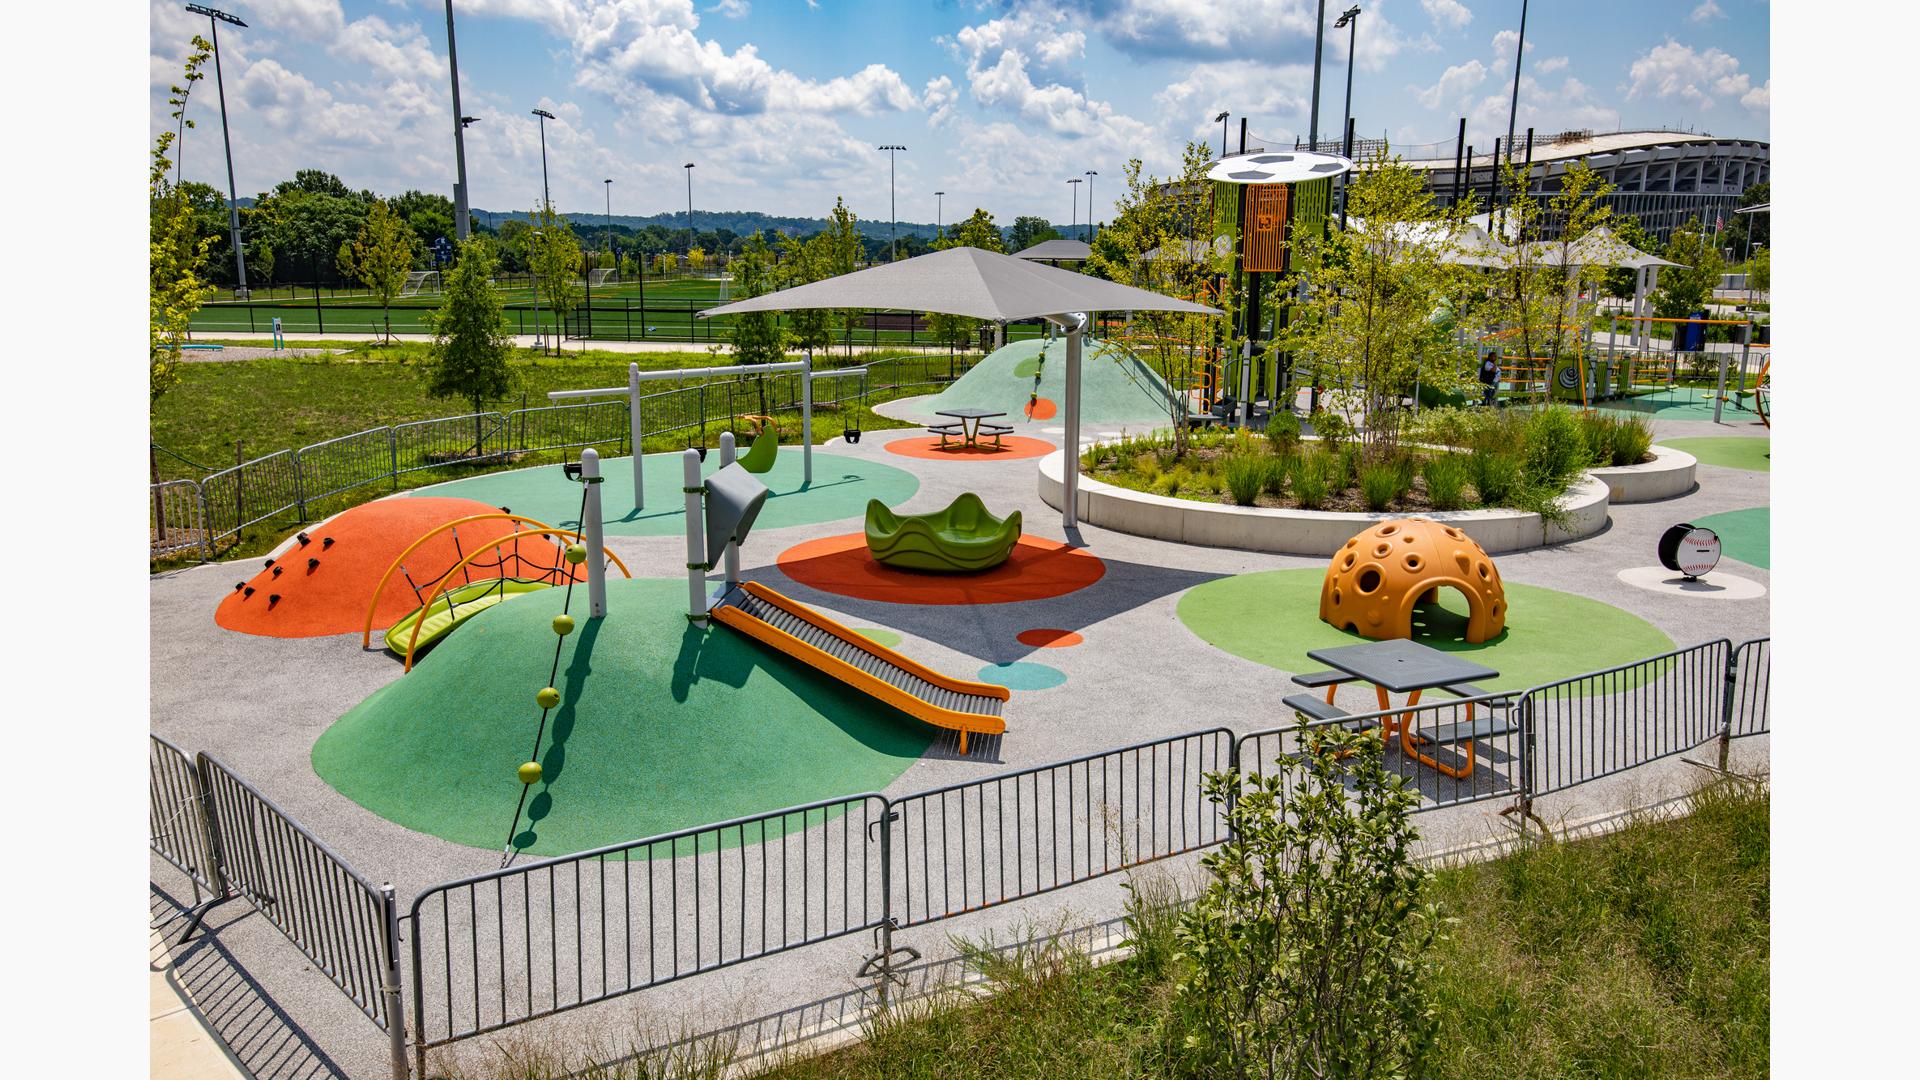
xmin=1319 ymin=518 xmax=1507 ymax=644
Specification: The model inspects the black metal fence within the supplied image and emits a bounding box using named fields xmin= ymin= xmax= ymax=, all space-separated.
xmin=151 ymin=636 xmax=1768 ymax=1076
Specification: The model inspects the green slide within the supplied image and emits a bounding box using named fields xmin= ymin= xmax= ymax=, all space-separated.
xmin=865 ymin=493 xmax=1022 ymax=573
xmin=383 ymin=578 xmax=555 ymax=656
xmin=740 ymin=428 xmax=778 ymax=473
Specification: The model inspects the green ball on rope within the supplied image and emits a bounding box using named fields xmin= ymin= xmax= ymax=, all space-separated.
xmin=565 ymin=543 xmax=589 ymax=565
xmin=517 ymin=761 xmax=543 ymax=785
xmin=535 ymin=686 xmax=561 ymax=710
xmin=552 ymin=613 xmax=576 ymax=637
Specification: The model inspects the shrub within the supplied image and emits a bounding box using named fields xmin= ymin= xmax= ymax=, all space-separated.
xmin=1291 ymin=453 xmax=1332 ymax=509
xmin=1392 ymin=454 xmax=1418 ymax=499
xmin=1522 ymin=406 xmax=1588 ymax=486
xmin=1223 ymin=454 xmax=1267 ymax=506
xmin=1359 ymin=462 xmax=1401 ymax=511
xmin=1176 ymin=726 xmax=1439 ymax=1079
xmin=1405 ymin=405 xmax=1492 ymax=449
xmin=1262 ymin=454 xmax=1290 ymax=497
xmin=1582 ymin=411 xmax=1655 ymax=466
xmin=1265 ymin=412 xmax=1302 ymax=454
xmin=1470 ymin=448 xmax=1523 ymax=506
xmin=1422 ymin=454 xmax=1471 ymax=510
xmin=1309 ymin=409 xmax=1354 ymax=448
xmin=1337 ymin=443 xmax=1362 ymax=489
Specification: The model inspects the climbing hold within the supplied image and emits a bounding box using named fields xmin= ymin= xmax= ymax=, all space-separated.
xmin=535 ymin=687 xmax=561 ymax=710
xmin=272 ymin=565 xmax=283 ymax=577
xmin=234 ymin=581 xmax=245 ymax=591
xmin=564 ymin=543 xmax=589 ymax=565
xmin=307 ymin=558 xmax=320 ymax=570
xmin=242 ymin=586 xmax=255 ymax=598
xmin=268 ymin=594 xmax=281 ymax=606
xmin=297 ymin=532 xmax=311 ymax=546
xmin=264 ymin=558 xmax=274 ymax=568
xmin=322 ymin=537 xmax=335 ymax=548
xmin=552 ymin=614 xmax=576 ymax=637
xmin=517 ymin=761 xmax=542 ymax=785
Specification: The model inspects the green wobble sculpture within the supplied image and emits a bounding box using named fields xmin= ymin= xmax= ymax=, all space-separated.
xmin=865 ymin=492 xmax=1022 ymax=573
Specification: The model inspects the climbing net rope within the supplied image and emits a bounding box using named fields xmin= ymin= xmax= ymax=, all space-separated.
xmin=398 ymin=509 xmax=585 ymax=630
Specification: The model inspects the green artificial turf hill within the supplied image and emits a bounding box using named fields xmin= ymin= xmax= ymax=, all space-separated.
xmin=925 ymin=337 xmax=1178 ymax=426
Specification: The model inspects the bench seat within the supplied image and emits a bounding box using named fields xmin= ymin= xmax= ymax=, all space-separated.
xmin=1282 ymin=693 xmax=1370 ymax=732
xmin=1439 ymin=682 xmax=1514 ymax=707
xmin=1414 ymin=715 xmax=1518 ymax=746
xmin=1291 ymin=669 xmax=1354 ymax=689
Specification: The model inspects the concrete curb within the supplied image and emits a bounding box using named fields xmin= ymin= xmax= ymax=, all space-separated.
xmin=1590 ymin=444 xmax=1698 ymax=503
xmin=1037 ymin=450 xmax=1612 ymax=556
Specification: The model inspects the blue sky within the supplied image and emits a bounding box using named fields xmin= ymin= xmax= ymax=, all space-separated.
xmin=149 ymin=1 xmax=1770 ymax=226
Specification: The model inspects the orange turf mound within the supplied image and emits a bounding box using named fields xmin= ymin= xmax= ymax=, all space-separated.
xmin=214 ymin=497 xmax=549 ymax=639
xmin=884 ymin=435 xmax=1055 ymax=461
xmin=1024 ymin=397 xmax=1058 ymax=420
xmin=776 ymin=532 xmax=1104 ymax=605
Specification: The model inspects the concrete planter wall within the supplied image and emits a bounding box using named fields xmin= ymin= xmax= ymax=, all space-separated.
xmin=1039 ymin=451 xmax=1612 ymax=557
xmin=1589 ymin=444 xmax=1696 ymax=503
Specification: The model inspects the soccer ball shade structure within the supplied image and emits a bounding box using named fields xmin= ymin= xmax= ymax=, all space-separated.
xmin=699 ymin=246 xmax=1222 ymax=530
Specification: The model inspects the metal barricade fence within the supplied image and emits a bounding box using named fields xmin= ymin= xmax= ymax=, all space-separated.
xmin=197 ymin=753 xmax=407 ymax=1041
xmin=408 ymin=795 xmax=889 ymax=1066
xmin=1235 ymin=691 xmax=1527 ymax=812
xmin=150 ymin=735 xmax=222 ymax=895
xmin=889 ymin=730 xmax=1234 ymax=929
xmin=506 ymin=400 xmax=631 ymax=457
xmin=1728 ymin=637 xmax=1770 ymax=739
xmin=1521 ymin=640 xmax=1731 ymax=797
xmin=296 ymin=427 xmax=397 ymax=504
xmin=150 ymin=479 xmax=212 ymax=560
xmin=393 ymin=413 xmax=510 ymax=475
xmin=200 ymin=449 xmax=304 ymax=544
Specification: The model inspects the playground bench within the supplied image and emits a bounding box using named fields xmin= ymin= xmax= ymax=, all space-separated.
xmin=978 ymin=423 xmax=1014 ymax=445
xmin=1292 ymin=669 xmax=1355 ymax=702
xmin=1281 ymin=692 xmax=1371 ymax=733
xmin=1439 ymin=681 xmax=1514 ymax=707
xmin=1413 ymin=714 xmax=1518 ymax=746
xmin=928 ymin=423 xmax=963 ymax=445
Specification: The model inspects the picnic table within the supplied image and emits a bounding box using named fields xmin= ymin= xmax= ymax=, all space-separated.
xmin=930 ymin=408 xmax=1013 ymax=449
xmin=1286 ymin=639 xmax=1509 ymax=779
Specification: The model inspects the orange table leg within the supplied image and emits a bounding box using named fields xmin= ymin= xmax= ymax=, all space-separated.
xmin=1375 ymin=685 xmax=1476 ymax=779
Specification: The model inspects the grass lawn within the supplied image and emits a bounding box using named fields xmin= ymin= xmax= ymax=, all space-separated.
xmin=151 ymin=342 xmax=959 ymax=566
xmin=434 ymin=779 xmax=1767 ymax=1080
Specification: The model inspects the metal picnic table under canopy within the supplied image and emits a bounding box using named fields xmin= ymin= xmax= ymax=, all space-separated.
xmin=699 ymin=246 xmax=1222 ymax=529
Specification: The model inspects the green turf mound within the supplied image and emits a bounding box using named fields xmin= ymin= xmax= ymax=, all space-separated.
xmin=1177 ymin=569 xmax=1673 ymax=691
xmin=1658 ymin=436 xmax=1770 ymax=473
xmin=408 ymin=449 xmax=919 ymax=537
xmin=1689 ymin=507 xmax=1769 ymax=569
xmin=314 ymin=578 xmax=931 ymax=857
xmin=926 ymin=337 xmax=1178 ymax=425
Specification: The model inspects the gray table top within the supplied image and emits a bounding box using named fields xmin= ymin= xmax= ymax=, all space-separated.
xmin=1304 ymin=639 xmax=1499 ymax=694
xmin=934 ymin=408 xmax=1007 ymax=420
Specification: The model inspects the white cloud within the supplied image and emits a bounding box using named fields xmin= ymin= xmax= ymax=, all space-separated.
xmin=1534 ymin=56 xmax=1569 ymax=75
xmin=1689 ymin=1 xmax=1725 ymax=23
xmin=709 ymin=0 xmax=750 ymax=19
xmin=1421 ymin=0 xmax=1474 ymax=30
xmin=948 ymin=6 xmax=1153 ymax=142
xmin=1412 ymin=59 xmax=1488 ymax=110
xmin=1156 ymin=59 xmax=1311 ymax=139
xmin=924 ymin=75 xmax=959 ymax=128
xmin=1741 ymin=78 xmax=1770 ymax=113
xmin=1625 ymin=39 xmax=1756 ymax=111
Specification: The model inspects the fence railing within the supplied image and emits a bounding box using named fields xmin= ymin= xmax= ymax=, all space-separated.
xmin=150 ymin=479 xmax=212 ymax=560
xmin=151 ymin=636 xmax=1769 ymax=1076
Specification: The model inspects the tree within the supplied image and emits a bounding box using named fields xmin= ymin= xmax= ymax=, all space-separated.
xmin=1745 ymin=245 xmax=1770 ymax=295
xmin=1280 ymin=153 xmax=1473 ymax=451
xmin=1600 ymin=215 xmax=1657 ymax=301
xmin=822 ymin=197 xmax=864 ymax=355
xmin=778 ymin=232 xmax=836 ymax=362
xmin=526 ymin=203 xmax=584 ymax=354
xmin=1176 ymin=722 xmax=1440 ymax=1079
xmin=151 ymin=37 xmax=215 ymax=406
xmin=1007 ymin=214 xmax=1061 ymax=253
xmin=251 ymin=189 xmax=370 ymax=284
xmin=1722 ymin=181 xmax=1769 ymax=253
xmin=336 ymin=199 xmax=419 ymax=342
xmin=687 ymin=246 xmax=707 ymax=270
xmin=1483 ymin=158 xmax=1616 ymax=401
xmin=948 ymin=208 xmax=1005 ymax=252
xmin=390 ymin=189 xmax=458 ymax=250
xmin=730 ymin=231 xmax=787 ymax=371
xmin=425 ymin=237 xmax=516 ymax=453
xmin=1653 ymin=219 xmax=1727 ymax=319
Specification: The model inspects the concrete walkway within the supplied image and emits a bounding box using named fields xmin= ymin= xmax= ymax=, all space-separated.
xmin=151 ymin=930 xmax=249 ymax=1080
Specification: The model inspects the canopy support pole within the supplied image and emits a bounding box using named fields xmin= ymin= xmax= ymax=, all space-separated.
xmin=683 ymin=449 xmax=707 ymax=624
xmin=580 ymin=448 xmax=607 ymax=619
xmin=800 ymin=355 xmax=814 ymax=488
xmin=1046 ymin=312 xmax=1088 ymax=530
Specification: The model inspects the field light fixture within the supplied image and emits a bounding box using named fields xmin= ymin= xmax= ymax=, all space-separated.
xmin=184 ymin=4 xmax=249 ymax=296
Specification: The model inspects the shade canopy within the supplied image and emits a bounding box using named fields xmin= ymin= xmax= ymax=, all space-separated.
xmin=1526 ymin=226 xmax=1682 ymax=269
xmin=1012 ymin=238 xmax=1093 ymax=262
xmin=698 ymin=245 xmax=1220 ymax=323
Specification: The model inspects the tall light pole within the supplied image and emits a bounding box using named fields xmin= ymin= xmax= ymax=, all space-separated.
xmin=185 ymin=5 xmax=249 ymax=297
xmin=683 ymin=163 xmax=695 ymax=262
xmin=603 ymin=178 xmax=614 ymax=280
xmin=934 ymin=190 xmax=945 ymax=236
xmin=1506 ymin=0 xmax=1529 ymax=162
xmin=443 ymin=1 xmax=472 ymax=242
xmin=1067 ymin=178 xmax=1081 ymax=239
xmin=1335 ymin=6 xmax=1361 ymax=222
xmin=1216 ymin=111 xmax=1229 ymax=157
xmin=878 ymin=145 xmax=906 ymax=261
xmin=530 ymin=108 xmax=555 ymax=210
xmin=1308 ymin=0 xmax=1329 ymax=148
xmin=1084 ymin=170 xmax=1098 ymax=242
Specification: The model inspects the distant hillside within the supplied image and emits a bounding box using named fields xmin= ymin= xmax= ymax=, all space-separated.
xmin=471 ymin=207 xmax=1067 ymax=243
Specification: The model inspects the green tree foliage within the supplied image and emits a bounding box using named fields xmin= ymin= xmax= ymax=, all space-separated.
xmin=425 ymin=238 xmax=516 ymax=446
xmin=252 ymin=190 xmax=370 ymax=282
xmin=730 ymin=231 xmax=787 ymax=366
xmin=823 ymin=197 xmax=864 ymax=355
xmin=1600 ymin=215 xmax=1657 ymax=300
xmin=778 ymin=232 xmax=836 ymax=361
xmin=389 ymin=189 xmax=458 ymax=250
xmin=151 ymin=37 xmax=215 ymax=405
xmin=1653 ymin=220 xmax=1727 ymax=319
xmin=336 ymin=199 xmax=420 ymax=342
xmin=948 ymin=208 xmax=1006 ymax=252
xmin=1087 ymin=142 xmax=1227 ymax=453
xmin=1280 ymin=153 xmax=1473 ymax=451
xmin=1482 ymin=159 xmax=1616 ymax=400
xmin=1176 ymin=723 xmax=1440 ymax=1079
xmin=527 ymin=203 xmax=585 ymax=354
xmin=1007 ymin=214 xmax=1061 ymax=252
xmin=1745 ymin=246 xmax=1770 ymax=294
xmin=1721 ymin=181 xmax=1769 ymax=252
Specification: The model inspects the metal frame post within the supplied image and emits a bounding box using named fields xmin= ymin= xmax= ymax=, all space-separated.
xmin=800 ymin=355 xmax=815 ymax=488
xmin=1050 ymin=312 xmax=1088 ymax=529
xmin=579 ymin=448 xmax=607 ymax=619
xmin=1712 ymin=344 xmax=1729 ymax=423
xmin=379 ymin=884 xmax=410 ymax=1080
xmin=1717 ymin=644 xmax=1739 ymax=771
xmin=683 ymin=449 xmax=707 ymax=623
xmin=628 ymin=363 xmax=645 ymax=508
xmin=718 ymin=432 xmax=741 ymax=590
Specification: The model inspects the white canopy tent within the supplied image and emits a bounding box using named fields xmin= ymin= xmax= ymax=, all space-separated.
xmin=700 ymin=246 xmax=1220 ymax=530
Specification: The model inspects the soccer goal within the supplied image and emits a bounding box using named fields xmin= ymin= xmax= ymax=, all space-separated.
xmin=400 ymin=271 xmax=442 ymax=297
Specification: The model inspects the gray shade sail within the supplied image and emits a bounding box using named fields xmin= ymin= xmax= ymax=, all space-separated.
xmin=698 ymin=245 xmax=1220 ymax=322
xmin=1012 ymin=238 xmax=1093 ymax=261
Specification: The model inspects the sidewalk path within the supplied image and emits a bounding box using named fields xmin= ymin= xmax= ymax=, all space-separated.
xmin=151 ymin=930 xmax=248 ymax=1080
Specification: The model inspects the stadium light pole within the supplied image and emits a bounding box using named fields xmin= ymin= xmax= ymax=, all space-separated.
xmin=443 ymin=0 xmax=472 ymax=242
xmin=1215 ymin=111 xmax=1229 ymax=157
xmin=1084 ymin=170 xmax=1098 ymax=242
xmin=1335 ymin=6 xmax=1361 ymax=221
xmin=603 ymin=179 xmax=614 ymax=280
xmin=683 ymin=163 xmax=695 ymax=257
xmin=934 ymin=191 xmax=945 ymax=237
xmin=1067 ymin=177 xmax=1081 ymax=239
xmin=878 ymin=145 xmax=906 ymax=261
xmin=186 ymin=5 xmax=249 ymax=297
xmin=531 ymin=108 xmax=556 ymax=209
xmin=1308 ymin=0 xmax=1328 ymax=148
xmin=1506 ymin=0 xmax=1529 ymax=163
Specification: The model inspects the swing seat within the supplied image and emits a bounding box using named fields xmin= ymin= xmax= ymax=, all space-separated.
xmin=865 ymin=493 xmax=1021 ymax=573
xmin=739 ymin=428 xmax=778 ymax=473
